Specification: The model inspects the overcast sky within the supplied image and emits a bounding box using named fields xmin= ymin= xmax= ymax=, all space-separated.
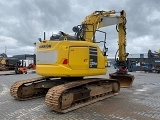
xmin=0 ymin=0 xmax=160 ymax=57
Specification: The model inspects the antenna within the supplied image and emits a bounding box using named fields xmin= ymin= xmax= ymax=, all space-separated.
xmin=44 ymin=32 xmax=46 ymax=40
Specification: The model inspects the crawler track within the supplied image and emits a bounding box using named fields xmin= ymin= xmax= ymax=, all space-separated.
xmin=45 ymin=78 xmax=120 ymax=113
xmin=10 ymin=77 xmax=64 ymax=100
xmin=10 ymin=77 xmax=120 ymax=113
xmin=10 ymin=77 xmax=47 ymax=100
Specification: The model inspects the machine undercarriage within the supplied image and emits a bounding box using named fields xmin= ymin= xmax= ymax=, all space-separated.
xmin=10 ymin=77 xmax=121 ymax=113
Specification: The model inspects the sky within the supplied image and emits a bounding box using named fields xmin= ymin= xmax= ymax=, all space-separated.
xmin=0 ymin=0 xmax=160 ymax=57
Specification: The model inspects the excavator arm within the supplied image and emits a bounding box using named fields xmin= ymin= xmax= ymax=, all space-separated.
xmin=73 ymin=10 xmax=130 ymax=74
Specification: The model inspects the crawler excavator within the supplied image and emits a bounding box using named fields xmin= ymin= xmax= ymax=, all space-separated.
xmin=10 ymin=10 xmax=134 ymax=113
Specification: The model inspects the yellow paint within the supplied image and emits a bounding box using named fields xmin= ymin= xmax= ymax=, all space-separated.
xmin=36 ymin=10 xmax=128 ymax=77
xmin=36 ymin=40 xmax=106 ymax=77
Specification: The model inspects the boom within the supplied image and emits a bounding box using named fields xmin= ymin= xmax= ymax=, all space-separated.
xmin=73 ymin=10 xmax=128 ymax=71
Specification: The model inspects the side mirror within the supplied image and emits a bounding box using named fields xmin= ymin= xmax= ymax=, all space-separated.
xmin=103 ymin=48 xmax=108 ymax=56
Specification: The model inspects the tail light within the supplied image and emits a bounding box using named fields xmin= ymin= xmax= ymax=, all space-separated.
xmin=62 ymin=59 xmax=68 ymax=64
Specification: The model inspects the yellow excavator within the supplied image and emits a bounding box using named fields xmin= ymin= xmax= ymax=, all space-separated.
xmin=0 ymin=53 xmax=18 ymax=71
xmin=10 ymin=10 xmax=134 ymax=113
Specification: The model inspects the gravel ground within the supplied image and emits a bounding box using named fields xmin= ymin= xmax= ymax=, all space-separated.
xmin=0 ymin=67 xmax=160 ymax=120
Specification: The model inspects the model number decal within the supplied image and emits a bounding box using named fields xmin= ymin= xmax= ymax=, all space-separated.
xmin=90 ymin=61 xmax=97 ymax=67
xmin=89 ymin=56 xmax=97 ymax=68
